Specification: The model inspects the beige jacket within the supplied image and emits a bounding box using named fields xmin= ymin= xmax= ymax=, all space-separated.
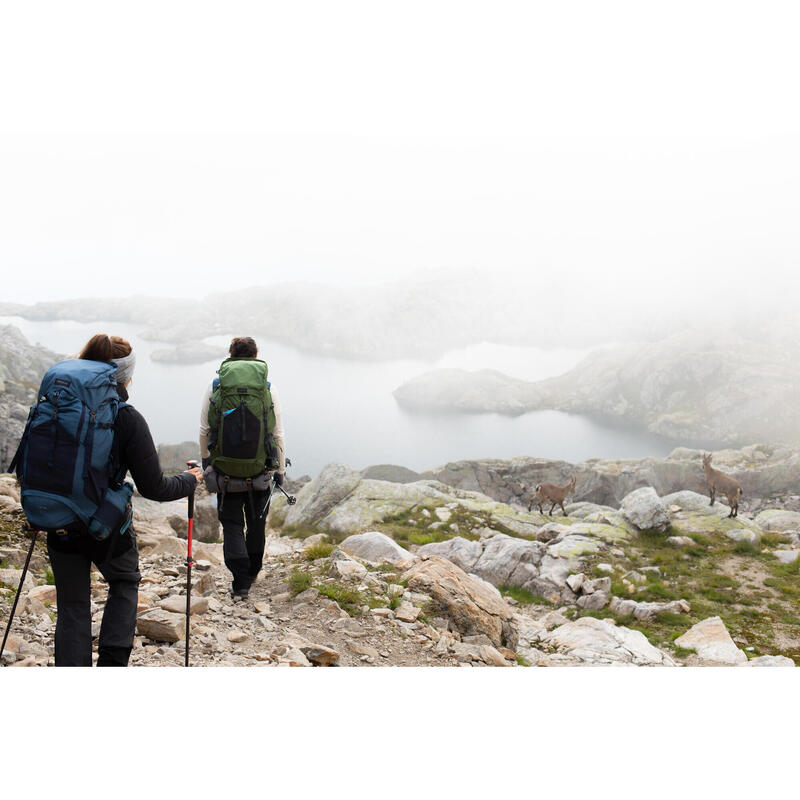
xmin=199 ymin=382 xmax=286 ymax=475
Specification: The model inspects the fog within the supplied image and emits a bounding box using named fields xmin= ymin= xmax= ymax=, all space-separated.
xmin=1 ymin=1 xmax=799 ymax=310
xmin=2 ymin=2 xmax=800 ymax=464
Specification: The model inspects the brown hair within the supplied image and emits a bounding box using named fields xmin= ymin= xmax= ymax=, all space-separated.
xmin=78 ymin=334 xmax=132 ymax=362
xmin=229 ymin=336 xmax=258 ymax=358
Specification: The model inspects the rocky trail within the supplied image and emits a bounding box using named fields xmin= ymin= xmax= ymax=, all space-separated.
xmin=2 ymin=445 xmax=799 ymax=668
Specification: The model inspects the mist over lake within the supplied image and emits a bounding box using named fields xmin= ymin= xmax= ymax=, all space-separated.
xmin=1 ymin=315 xmax=673 ymax=476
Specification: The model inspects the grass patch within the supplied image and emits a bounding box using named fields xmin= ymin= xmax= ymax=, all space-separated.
xmin=316 ymin=582 xmax=363 ymax=617
xmin=303 ymin=542 xmax=334 ymax=561
xmin=44 ymin=567 xmax=55 ymax=585
xmin=499 ymin=585 xmax=553 ymax=606
xmin=516 ymin=654 xmax=530 ymax=666
xmin=288 ymin=569 xmax=312 ymax=596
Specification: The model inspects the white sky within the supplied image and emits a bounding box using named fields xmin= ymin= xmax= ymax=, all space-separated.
xmin=1 ymin=1 xmax=799 ymax=303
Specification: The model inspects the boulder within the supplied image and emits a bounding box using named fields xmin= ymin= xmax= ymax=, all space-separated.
xmin=136 ymin=609 xmax=186 ymax=642
xmin=470 ymin=535 xmax=546 ymax=590
xmin=745 ymin=655 xmax=795 ymax=667
xmin=724 ymin=529 xmax=761 ymax=545
xmin=754 ymin=509 xmax=800 ymax=532
xmin=540 ymin=617 xmax=677 ymax=666
xmin=300 ymin=644 xmax=340 ymax=666
xmin=158 ymin=595 xmax=210 ymax=615
xmin=774 ymin=550 xmax=800 ymax=564
xmin=339 ymin=531 xmax=412 ymax=565
xmin=619 ymin=487 xmax=670 ymax=532
xmin=329 ymin=559 xmax=368 ymax=580
xmin=417 ymin=537 xmax=483 ymax=573
xmin=674 ymin=616 xmax=747 ymax=665
xmin=667 ymin=536 xmax=696 ymax=547
xmin=0 ymin=567 xmax=35 ymax=593
xmin=576 ymin=591 xmax=609 ymax=610
xmin=27 ymin=585 xmax=57 ymax=605
xmin=402 ymin=556 xmax=516 ymax=648
xmin=394 ymin=601 xmax=421 ymax=623
xmin=609 ymin=596 xmax=691 ymax=621
xmin=284 ymin=463 xmax=362 ymax=528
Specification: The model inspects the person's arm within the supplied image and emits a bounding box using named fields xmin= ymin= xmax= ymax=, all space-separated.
xmin=271 ymin=386 xmax=286 ymax=475
xmin=117 ymin=405 xmax=196 ymax=501
xmin=199 ymin=383 xmax=212 ymax=465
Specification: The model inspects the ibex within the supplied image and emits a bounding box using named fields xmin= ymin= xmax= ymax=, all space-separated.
xmin=702 ymin=453 xmax=743 ymax=518
xmin=528 ymin=476 xmax=577 ymax=516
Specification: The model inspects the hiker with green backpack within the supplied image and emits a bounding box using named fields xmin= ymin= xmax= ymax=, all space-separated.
xmin=199 ymin=337 xmax=286 ymax=600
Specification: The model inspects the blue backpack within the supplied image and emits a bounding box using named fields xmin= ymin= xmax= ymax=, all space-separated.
xmin=10 ymin=359 xmax=134 ymax=540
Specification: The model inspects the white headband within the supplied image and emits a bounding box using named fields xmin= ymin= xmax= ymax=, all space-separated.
xmin=113 ymin=350 xmax=136 ymax=384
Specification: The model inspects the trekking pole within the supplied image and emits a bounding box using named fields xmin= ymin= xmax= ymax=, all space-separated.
xmin=274 ymin=482 xmax=297 ymax=505
xmin=1 ymin=528 xmax=39 ymax=662
xmin=184 ymin=460 xmax=199 ymax=667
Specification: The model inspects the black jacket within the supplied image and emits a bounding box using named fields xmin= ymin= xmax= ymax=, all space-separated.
xmin=113 ymin=385 xmax=194 ymax=502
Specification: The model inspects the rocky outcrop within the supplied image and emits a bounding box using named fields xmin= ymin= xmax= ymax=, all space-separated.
xmin=422 ymin=444 xmax=800 ymax=509
xmin=401 ymin=556 xmax=517 ymax=649
xmin=0 ymin=325 xmax=61 ymax=470
xmin=537 ymin=617 xmax=678 ymax=666
xmin=283 ymin=463 xmax=362 ymax=529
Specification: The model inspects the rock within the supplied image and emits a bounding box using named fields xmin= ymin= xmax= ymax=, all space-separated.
xmin=300 ymin=644 xmax=340 ymax=666
xmin=158 ymin=595 xmax=210 ymax=615
xmin=595 ymin=563 xmax=614 ymax=574
xmin=619 ymin=487 xmax=670 ymax=532
xmin=294 ymin=588 xmax=320 ymax=603
xmin=279 ymin=647 xmax=311 ymax=666
xmin=479 ymin=645 xmax=510 ymax=666
xmin=339 ymin=531 xmax=412 ymax=565
xmin=674 ymin=617 xmax=747 ymax=665
xmin=361 ymin=464 xmax=422 ymax=483
xmin=27 ymin=585 xmax=57 ymax=605
xmin=227 ymin=629 xmax=249 ymax=643
xmin=724 ymin=529 xmax=761 ymax=545
xmin=401 ymin=556 xmax=516 ymax=648
xmin=284 ymin=463 xmax=363 ymax=528
xmin=774 ymin=550 xmax=800 ymax=564
xmin=609 ymin=596 xmax=690 ymax=621
xmin=469 ymin=535 xmax=546 ymax=590
xmin=195 ymin=571 xmax=217 ymax=596
xmin=576 ymin=590 xmax=609 ymax=610
xmin=301 ymin=533 xmax=329 ymax=551
xmin=394 ymin=601 xmax=421 ymax=623
xmin=349 ymin=641 xmax=380 ymax=660
xmin=416 ymin=537 xmax=483 ymax=573
xmin=329 ymin=560 xmax=368 ymax=580
xmin=566 ymin=573 xmax=585 ymax=593
xmin=0 ymin=567 xmax=35 ymax=593
xmin=137 ymin=609 xmax=186 ymax=642
xmin=754 ymin=509 xmax=800 ymax=532
xmin=745 ymin=655 xmax=795 ymax=667
xmin=667 ymin=536 xmax=696 ymax=547
xmin=541 ymin=617 xmax=677 ymax=666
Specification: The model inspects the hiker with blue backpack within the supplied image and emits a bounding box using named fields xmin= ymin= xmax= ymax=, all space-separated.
xmin=199 ymin=336 xmax=286 ymax=601
xmin=10 ymin=334 xmax=202 ymax=666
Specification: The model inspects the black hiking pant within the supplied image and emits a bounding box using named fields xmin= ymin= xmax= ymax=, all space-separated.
xmin=47 ymin=529 xmax=141 ymax=667
xmin=218 ymin=490 xmax=270 ymax=592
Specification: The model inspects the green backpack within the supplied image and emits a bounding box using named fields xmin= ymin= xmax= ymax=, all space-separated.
xmin=207 ymin=358 xmax=279 ymax=478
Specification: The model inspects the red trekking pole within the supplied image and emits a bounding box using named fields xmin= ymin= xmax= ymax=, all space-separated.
xmin=184 ymin=460 xmax=199 ymax=667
